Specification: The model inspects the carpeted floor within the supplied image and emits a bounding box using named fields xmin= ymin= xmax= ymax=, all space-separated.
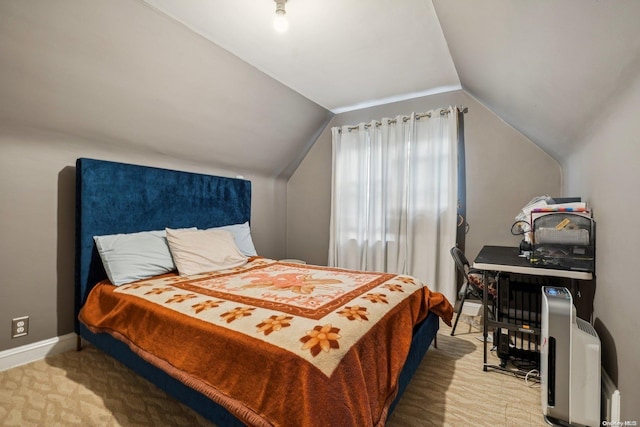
xmin=0 ymin=317 xmax=547 ymax=426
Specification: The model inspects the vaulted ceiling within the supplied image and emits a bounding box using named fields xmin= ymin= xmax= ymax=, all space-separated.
xmin=142 ymin=0 xmax=461 ymax=113
xmin=2 ymin=0 xmax=640 ymax=177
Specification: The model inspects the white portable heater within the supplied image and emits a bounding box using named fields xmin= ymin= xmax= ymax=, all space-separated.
xmin=541 ymin=286 xmax=600 ymax=426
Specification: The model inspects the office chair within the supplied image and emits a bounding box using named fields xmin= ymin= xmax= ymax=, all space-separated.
xmin=450 ymin=246 xmax=497 ymax=336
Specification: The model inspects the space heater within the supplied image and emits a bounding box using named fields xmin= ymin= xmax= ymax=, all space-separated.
xmin=541 ymin=286 xmax=600 ymax=426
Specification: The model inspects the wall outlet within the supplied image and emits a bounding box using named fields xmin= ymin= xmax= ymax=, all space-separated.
xmin=11 ymin=316 xmax=29 ymax=338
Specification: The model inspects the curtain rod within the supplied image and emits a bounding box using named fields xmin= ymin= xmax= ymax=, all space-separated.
xmin=341 ymin=105 xmax=468 ymax=133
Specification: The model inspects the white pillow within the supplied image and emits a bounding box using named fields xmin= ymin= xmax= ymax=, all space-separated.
xmin=94 ymin=230 xmax=176 ymax=286
xmin=208 ymin=222 xmax=257 ymax=256
xmin=166 ymin=228 xmax=248 ymax=276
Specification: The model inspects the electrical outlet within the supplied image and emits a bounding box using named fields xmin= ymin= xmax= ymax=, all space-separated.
xmin=11 ymin=316 xmax=29 ymax=338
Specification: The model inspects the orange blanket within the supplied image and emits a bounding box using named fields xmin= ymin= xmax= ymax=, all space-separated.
xmin=79 ymin=258 xmax=453 ymax=427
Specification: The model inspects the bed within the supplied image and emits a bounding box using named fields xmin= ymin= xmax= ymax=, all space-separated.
xmin=75 ymin=158 xmax=453 ymax=427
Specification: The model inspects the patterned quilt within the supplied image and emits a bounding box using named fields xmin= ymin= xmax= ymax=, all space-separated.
xmin=79 ymin=258 xmax=453 ymax=427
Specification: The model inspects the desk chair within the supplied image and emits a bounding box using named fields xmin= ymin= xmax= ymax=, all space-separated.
xmin=450 ymin=247 xmax=497 ymax=336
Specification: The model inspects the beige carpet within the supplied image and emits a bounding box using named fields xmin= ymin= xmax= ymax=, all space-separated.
xmin=0 ymin=317 xmax=547 ymax=426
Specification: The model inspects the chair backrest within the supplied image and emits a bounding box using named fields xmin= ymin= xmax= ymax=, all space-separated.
xmin=450 ymin=246 xmax=470 ymax=283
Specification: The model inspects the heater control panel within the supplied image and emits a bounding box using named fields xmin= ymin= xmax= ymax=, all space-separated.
xmin=544 ymin=286 xmax=571 ymax=299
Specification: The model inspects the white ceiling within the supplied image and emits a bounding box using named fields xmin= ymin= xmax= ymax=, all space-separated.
xmin=434 ymin=0 xmax=640 ymax=160
xmin=143 ymin=0 xmax=461 ymax=113
xmin=143 ymin=0 xmax=640 ymax=161
xmin=2 ymin=0 xmax=640 ymax=176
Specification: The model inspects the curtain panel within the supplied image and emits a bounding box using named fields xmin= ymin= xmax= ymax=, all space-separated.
xmin=328 ymin=108 xmax=460 ymax=302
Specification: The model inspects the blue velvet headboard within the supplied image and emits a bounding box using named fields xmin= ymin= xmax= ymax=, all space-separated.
xmin=74 ymin=158 xmax=251 ymax=332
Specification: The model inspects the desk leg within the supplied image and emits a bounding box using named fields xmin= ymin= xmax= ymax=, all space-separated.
xmin=483 ymin=270 xmax=488 ymax=371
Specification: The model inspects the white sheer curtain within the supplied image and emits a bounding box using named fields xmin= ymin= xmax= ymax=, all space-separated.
xmin=328 ymin=108 xmax=459 ymax=302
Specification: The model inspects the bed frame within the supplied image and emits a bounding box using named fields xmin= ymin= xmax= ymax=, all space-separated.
xmin=74 ymin=157 xmax=439 ymax=426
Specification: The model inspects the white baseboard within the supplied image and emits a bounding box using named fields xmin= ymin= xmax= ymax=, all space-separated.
xmin=601 ymin=367 xmax=621 ymax=423
xmin=0 ymin=333 xmax=77 ymax=372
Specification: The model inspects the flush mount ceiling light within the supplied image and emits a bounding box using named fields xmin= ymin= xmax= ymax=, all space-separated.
xmin=273 ymin=0 xmax=288 ymax=33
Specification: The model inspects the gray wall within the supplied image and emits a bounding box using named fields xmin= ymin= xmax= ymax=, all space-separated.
xmin=0 ymin=0 xmax=320 ymax=354
xmin=0 ymin=125 xmax=287 ymax=352
xmin=287 ymin=90 xmax=562 ymax=267
xmin=563 ymin=71 xmax=640 ymax=420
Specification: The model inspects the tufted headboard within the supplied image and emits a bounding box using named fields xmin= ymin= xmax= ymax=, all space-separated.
xmin=74 ymin=158 xmax=251 ymax=332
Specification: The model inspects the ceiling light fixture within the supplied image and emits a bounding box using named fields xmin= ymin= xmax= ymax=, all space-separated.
xmin=273 ymin=0 xmax=288 ymax=33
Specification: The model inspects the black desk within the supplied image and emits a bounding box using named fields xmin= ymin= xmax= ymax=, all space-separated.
xmin=474 ymin=246 xmax=592 ymax=281
xmin=473 ymin=245 xmax=593 ymax=373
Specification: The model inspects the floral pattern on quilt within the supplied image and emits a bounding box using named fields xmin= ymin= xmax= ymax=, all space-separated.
xmin=116 ymin=258 xmax=421 ymax=376
xmin=300 ymin=324 xmax=341 ymax=357
xmin=256 ymin=315 xmax=293 ymax=336
xmin=192 ymin=300 xmax=225 ymax=313
xmin=241 ymin=272 xmax=343 ymax=294
xmin=221 ymin=306 xmax=255 ymax=323
xmin=337 ymin=305 xmax=369 ymax=321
